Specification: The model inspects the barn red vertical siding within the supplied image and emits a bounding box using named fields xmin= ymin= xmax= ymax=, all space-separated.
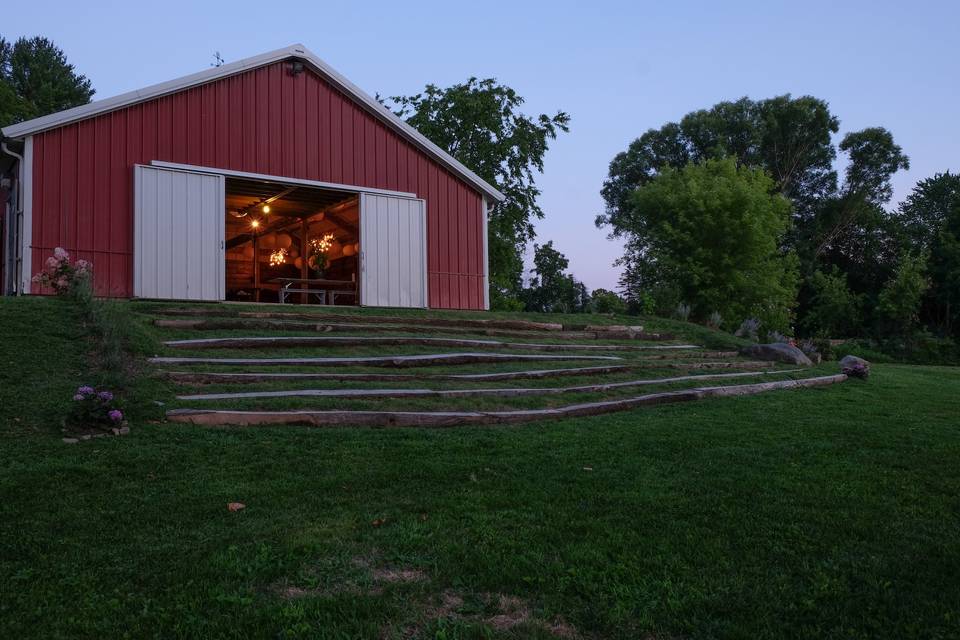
xmin=27 ymin=61 xmax=486 ymax=308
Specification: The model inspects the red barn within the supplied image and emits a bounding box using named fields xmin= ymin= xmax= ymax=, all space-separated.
xmin=0 ymin=44 xmax=503 ymax=309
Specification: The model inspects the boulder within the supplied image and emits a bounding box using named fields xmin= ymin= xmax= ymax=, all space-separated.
xmin=839 ymin=355 xmax=870 ymax=378
xmin=739 ymin=343 xmax=813 ymax=366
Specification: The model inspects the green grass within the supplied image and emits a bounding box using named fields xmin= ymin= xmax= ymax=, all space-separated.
xmin=2 ymin=298 xmax=960 ymax=639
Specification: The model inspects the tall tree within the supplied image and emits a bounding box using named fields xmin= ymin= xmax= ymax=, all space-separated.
xmin=0 ymin=36 xmax=94 ymax=127
xmin=621 ymin=157 xmax=798 ymax=330
xmin=385 ymin=79 xmax=570 ymax=307
xmin=597 ymin=94 xmax=839 ymax=236
xmin=522 ymin=241 xmax=589 ymax=314
xmin=897 ymin=173 xmax=960 ymax=334
xmin=812 ymin=127 xmax=909 ymax=257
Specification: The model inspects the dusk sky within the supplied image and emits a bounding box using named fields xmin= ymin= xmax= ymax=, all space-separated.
xmin=7 ymin=0 xmax=959 ymax=290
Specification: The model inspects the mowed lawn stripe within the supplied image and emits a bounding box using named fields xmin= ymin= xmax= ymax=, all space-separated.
xmin=166 ymin=374 xmax=847 ymax=427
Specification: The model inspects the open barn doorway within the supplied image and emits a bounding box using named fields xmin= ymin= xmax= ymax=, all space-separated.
xmin=224 ymin=177 xmax=360 ymax=304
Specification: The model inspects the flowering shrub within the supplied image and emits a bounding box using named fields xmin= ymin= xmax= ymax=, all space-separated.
xmin=706 ymin=311 xmax=723 ymax=330
xmin=32 ymin=247 xmax=92 ymax=295
xmin=767 ymin=330 xmax=796 ymax=346
xmin=66 ymin=385 xmax=126 ymax=432
xmin=735 ymin=318 xmax=760 ymax=342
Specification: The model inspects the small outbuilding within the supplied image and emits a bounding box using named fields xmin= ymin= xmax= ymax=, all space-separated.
xmin=0 ymin=44 xmax=504 ymax=309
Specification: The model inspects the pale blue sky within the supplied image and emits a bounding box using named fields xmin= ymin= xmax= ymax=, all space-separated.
xmin=7 ymin=0 xmax=959 ymax=290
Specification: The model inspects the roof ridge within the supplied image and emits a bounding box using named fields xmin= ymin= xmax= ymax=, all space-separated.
xmin=1 ymin=43 xmax=504 ymax=202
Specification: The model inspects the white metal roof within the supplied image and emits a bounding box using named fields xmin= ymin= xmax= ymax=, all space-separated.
xmin=0 ymin=44 xmax=505 ymax=202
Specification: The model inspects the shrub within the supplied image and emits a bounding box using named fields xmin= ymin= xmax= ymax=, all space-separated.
xmin=877 ymin=253 xmax=930 ymax=336
xmin=31 ymin=247 xmax=92 ymax=296
xmin=767 ymin=330 xmax=792 ymax=344
xmin=66 ymin=385 xmax=126 ymax=432
xmin=735 ymin=318 xmax=760 ymax=342
xmin=798 ymin=338 xmax=821 ymax=361
xmin=591 ymin=288 xmax=627 ymax=315
xmin=673 ymin=303 xmax=691 ymax=322
xmin=706 ymin=311 xmax=723 ymax=330
xmin=802 ymin=267 xmax=862 ymax=337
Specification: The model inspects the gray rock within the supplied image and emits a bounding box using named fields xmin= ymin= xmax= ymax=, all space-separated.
xmin=839 ymin=354 xmax=869 ymax=368
xmin=118 ymin=426 xmax=130 ymax=435
xmin=62 ymin=437 xmax=79 ymax=444
xmin=739 ymin=343 xmax=814 ymax=366
xmin=839 ymin=355 xmax=870 ymax=378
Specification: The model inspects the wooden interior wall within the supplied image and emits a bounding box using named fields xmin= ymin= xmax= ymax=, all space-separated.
xmin=28 ymin=61 xmax=486 ymax=309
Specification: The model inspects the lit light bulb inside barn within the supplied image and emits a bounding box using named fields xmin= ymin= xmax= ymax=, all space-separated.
xmin=269 ymin=248 xmax=288 ymax=266
xmin=262 ymin=204 xmax=271 ymax=214
xmin=250 ymin=219 xmax=260 ymax=229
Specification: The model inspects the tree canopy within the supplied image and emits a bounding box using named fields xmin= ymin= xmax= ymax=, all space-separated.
xmin=521 ymin=241 xmax=589 ymax=314
xmin=0 ymin=36 xmax=94 ymax=127
xmin=620 ymin=157 xmax=798 ymax=329
xmin=385 ymin=79 xmax=569 ymax=307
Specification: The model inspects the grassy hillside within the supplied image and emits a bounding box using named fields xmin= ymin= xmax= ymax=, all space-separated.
xmin=1 ymin=297 xmax=959 ymax=639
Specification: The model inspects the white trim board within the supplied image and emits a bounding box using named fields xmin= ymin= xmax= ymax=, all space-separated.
xmin=150 ymin=161 xmax=418 ymax=198
xmin=19 ymin=136 xmax=33 ymax=295
xmin=2 ymin=44 xmax=505 ymax=204
xmin=482 ymin=196 xmax=490 ymax=310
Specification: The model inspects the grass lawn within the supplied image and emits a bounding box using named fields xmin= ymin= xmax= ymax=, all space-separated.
xmin=2 ymin=297 xmax=959 ymax=639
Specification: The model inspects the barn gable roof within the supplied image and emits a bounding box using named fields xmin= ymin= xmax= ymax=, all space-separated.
xmin=0 ymin=44 xmax=505 ymax=202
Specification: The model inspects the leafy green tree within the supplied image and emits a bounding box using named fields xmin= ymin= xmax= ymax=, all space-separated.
xmin=898 ymin=173 xmax=960 ymax=334
xmin=590 ymin=288 xmax=626 ymax=314
xmin=801 ymin=268 xmax=862 ymax=337
xmin=385 ymin=79 xmax=570 ymax=306
xmin=0 ymin=36 xmax=94 ymax=127
xmin=623 ymin=157 xmax=798 ymax=330
xmin=522 ymin=241 xmax=589 ymax=314
xmin=812 ymin=128 xmax=909 ymax=257
xmin=897 ymin=172 xmax=960 ymax=251
xmin=598 ymin=94 xmax=839 ymax=235
xmin=876 ymin=253 xmax=930 ymax=336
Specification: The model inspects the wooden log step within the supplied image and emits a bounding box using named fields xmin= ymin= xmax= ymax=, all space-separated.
xmin=152 ymin=318 xmax=670 ymax=341
xmin=165 ymin=374 xmax=847 ymax=427
xmin=150 ymin=307 xmax=677 ymax=336
xmin=152 ymin=307 xmax=566 ymax=331
xmin=160 ymin=360 xmax=775 ymax=385
xmin=162 ymin=364 xmax=631 ymax=384
xmin=149 ymin=352 xmax=624 ymax=368
xmin=175 ymin=369 xmax=805 ymax=401
xmin=162 ymin=335 xmax=700 ymax=352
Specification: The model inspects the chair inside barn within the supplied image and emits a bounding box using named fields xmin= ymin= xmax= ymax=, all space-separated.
xmin=223 ymin=177 xmax=360 ymax=304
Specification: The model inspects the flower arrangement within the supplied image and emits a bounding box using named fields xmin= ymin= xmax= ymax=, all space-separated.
xmin=32 ymin=247 xmax=92 ymax=295
xmin=66 ymin=385 xmax=127 ymax=433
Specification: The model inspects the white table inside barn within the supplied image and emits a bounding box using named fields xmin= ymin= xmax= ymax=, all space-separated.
xmin=272 ymin=277 xmax=358 ymax=305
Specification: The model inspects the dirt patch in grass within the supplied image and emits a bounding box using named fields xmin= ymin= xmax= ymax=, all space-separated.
xmin=387 ymin=588 xmax=580 ymax=639
xmin=372 ymin=567 xmax=428 ymax=583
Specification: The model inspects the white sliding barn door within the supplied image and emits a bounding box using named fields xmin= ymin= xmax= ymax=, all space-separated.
xmin=360 ymin=193 xmax=428 ymax=308
xmin=133 ymin=165 xmax=225 ymax=301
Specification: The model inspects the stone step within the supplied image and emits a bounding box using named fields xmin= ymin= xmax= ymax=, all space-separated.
xmin=175 ymin=369 xmax=805 ymax=401
xmin=165 ymin=374 xmax=848 ymax=427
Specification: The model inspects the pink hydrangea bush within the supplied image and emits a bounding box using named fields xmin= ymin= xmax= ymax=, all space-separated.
xmin=32 ymin=247 xmax=92 ymax=295
xmin=66 ymin=385 xmax=127 ymax=433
